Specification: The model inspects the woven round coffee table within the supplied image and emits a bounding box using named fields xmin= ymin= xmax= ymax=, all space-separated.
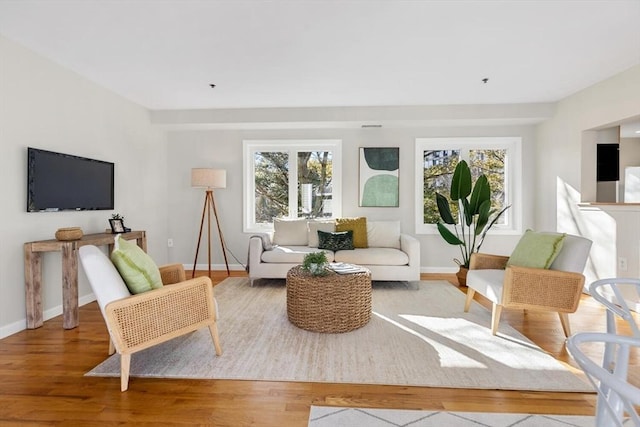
xmin=286 ymin=265 xmax=372 ymax=333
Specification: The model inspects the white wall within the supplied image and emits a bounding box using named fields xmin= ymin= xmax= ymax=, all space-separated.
xmin=0 ymin=36 xmax=169 ymax=337
xmin=536 ymin=64 xmax=640 ymax=284
xmin=165 ymin=125 xmax=536 ymax=272
xmin=620 ymin=136 xmax=640 ymax=201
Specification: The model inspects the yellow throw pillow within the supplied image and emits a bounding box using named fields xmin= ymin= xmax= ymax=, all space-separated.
xmin=335 ymin=217 xmax=368 ymax=248
xmin=110 ymin=235 xmax=163 ymax=294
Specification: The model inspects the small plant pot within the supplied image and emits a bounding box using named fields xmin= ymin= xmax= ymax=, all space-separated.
xmin=307 ymin=263 xmax=327 ymax=276
xmin=456 ymin=266 xmax=469 ymax=287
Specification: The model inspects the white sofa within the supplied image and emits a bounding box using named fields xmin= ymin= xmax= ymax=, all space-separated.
xmin=248 ymin=219 xmax=420 ymax=284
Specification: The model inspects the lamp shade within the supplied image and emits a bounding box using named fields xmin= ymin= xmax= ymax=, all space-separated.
xmin=191 ymin=168 xmax=226 ymax=189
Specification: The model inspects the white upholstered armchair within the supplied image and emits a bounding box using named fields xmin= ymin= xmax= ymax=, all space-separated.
xmin=79 ymin=245 xmax=222 ymax=391
xmin=464 ymin=232 xmax=592 ymax=336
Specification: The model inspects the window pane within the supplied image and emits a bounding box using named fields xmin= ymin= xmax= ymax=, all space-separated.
xmin=422 ymin=149 xmax=460 ymax=224
xmin=297 ymin=151 xmax=333 ymax=218
xmin=470 ymin=149 xmax=506 ymax=224
xmin=254 ymin=151 xmax=289 ymax=223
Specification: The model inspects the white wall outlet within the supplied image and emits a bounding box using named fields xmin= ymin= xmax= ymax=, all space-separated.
xmin=618 ymin=257 xmax=627 ymax=271
xmin=167 ymin=238 xmax=174 ymax=248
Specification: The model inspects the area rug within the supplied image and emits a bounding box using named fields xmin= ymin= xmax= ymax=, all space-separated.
xmin=87 ymin=278 xmax=591 ymax=392
xmin=308 ymin=406 xmax=594 ymax=427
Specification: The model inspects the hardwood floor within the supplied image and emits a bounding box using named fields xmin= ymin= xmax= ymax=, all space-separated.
xmin=0 ymin=271 xmax=637 ymax=426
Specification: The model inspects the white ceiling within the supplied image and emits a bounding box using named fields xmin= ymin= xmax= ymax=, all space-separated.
xmin=0 ymin=0 xmax=639 ymax=113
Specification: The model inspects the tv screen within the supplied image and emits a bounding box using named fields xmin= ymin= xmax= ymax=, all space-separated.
xmin=27 ymin=147 xmax=114 ymax=212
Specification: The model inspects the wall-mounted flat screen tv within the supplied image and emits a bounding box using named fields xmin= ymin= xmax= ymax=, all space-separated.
xmin=27 ymin=147 xmax=114 ymax=212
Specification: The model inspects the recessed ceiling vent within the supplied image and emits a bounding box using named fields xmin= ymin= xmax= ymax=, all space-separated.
xmin=362 ymin=124 xmax=382 ymax=128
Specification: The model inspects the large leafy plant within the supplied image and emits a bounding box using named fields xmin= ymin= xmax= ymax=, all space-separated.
xmin=435 ymin=160 xmax=510 ymax=268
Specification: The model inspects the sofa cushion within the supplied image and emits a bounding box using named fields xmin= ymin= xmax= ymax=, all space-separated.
xmin=336 ymin=217 xmax=368 ymax=248
xmin=367 ymin=220 xmax=401 ymax=249
xmin=273 ymin=218 xmax=309 ymax=246
xmin=335 ymin=247 xmax=408 ymax=266
xmin=261 ymin=245 xmax=335 ymax=263
xmin=308 ymin=220 xmax=336 ymax=247
xmin=507 ymin=230 xmax=566 ymax=269
xmin=318 ymin=230 xmax=354 ymax=251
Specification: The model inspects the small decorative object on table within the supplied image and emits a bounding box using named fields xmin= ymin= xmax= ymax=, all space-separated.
xmin=328 ymin=262 xmax=369 ymax=274
xmin=109 ymin=213 xmax=126 ymax=234
xmin=302 ymin=251 xmax=329 ymax=276
xmin=55 ymin=227 xmax=83 ymax=241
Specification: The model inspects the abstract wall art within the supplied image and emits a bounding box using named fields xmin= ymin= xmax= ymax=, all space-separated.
xmin=359 ymin=147 xmax=399 ymax=207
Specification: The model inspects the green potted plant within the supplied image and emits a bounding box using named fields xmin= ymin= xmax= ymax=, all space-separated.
xmin=302 ymin=251 xmax=329 ymax=276
xmin=435 ymin=160 xmax=510 ymax=285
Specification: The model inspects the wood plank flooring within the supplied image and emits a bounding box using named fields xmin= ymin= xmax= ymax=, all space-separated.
xmin=0 ymin=271 xmax=637 ymax=426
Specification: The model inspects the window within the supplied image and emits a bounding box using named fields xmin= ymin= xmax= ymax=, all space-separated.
xmin=414 ymin=137 xmax=521 ymax=234
xmin=243 ymin=140 xmax=342 ymax=232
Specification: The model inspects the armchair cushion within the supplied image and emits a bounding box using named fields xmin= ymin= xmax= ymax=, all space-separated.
xmin=465 ymin=269 xmax=506 ymax=304
xmin=110 ymin=235 xmax=163 ymax=294
xmin=79 ymin=245 xmax=131 ymax=315
xmin=506 ymin=230 xmax=566 ymax=269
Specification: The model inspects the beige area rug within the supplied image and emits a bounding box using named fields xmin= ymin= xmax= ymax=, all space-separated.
xmin=87 ymin=278 xmax=591 ymax=391
xmin=308 ymin=406 xmax=594 ymax=427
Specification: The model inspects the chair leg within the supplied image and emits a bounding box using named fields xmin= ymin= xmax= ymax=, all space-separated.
xmin=108 ymin=338 xmax=115 ymax=355
xmin=209 ymin=323 xmax=223 ymax=356
xmin=464 ymin=288 xmax=475 ymax=312
xmin=558 ymin=312 xmax=571 ymax=337
xmin=491 ymin=304 xmax=503 ymax=335
xmin=120 ymin=353 xmax=131 ymax=392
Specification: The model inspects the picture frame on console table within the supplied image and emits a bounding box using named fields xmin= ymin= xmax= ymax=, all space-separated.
xmin=358 ymin=147 xmax=399 ymax=207
xmin=109 ymin=218 xmax=125 ymax=233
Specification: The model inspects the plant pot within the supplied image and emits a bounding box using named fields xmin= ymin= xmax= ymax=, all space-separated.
xmin=308 ymin=263 xmax=327 ymax=276
xmin=456 ymin=266 xmax=469 ymax=287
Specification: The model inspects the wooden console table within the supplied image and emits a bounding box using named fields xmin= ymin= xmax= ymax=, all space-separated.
xmin=24 ymin=231 xmax=146 ymax=330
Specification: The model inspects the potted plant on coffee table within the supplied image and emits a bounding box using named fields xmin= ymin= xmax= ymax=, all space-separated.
xmin=302 ymin=251 xmax=329 ymax=276
xmin=435 ymin=160 xmax=510 ymax=285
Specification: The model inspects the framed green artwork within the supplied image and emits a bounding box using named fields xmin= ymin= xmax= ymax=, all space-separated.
xmin=359 ymin=147 xmax=399 ymax=207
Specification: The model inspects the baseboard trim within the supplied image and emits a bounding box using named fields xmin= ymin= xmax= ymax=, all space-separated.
xmin=187 ymin=263 xmax=247 ymax=272
xmin=0 ymin=293 xmax=97 ymax=339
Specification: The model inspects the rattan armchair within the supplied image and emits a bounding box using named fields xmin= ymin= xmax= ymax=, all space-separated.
xmin=79 ymin=245 xmax=222 ymax=391
xmin=464 ymin=233 xmax=592 ymax=336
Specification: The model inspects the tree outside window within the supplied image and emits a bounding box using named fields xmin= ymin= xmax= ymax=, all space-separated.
xmin=244 ymin=140 xmax=342 ymax=232
xmin=415 ymin=137 xmax=520 ymax=234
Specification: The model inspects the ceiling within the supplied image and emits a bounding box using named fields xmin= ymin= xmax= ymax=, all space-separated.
xmin=0 ymin=0 xmax=639 ymax=113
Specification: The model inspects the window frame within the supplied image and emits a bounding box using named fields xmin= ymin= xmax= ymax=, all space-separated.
xmin=414 ymin=137 xmax=522 ymax=235
xmin=243 ymin=139 xmax=342 ymax=233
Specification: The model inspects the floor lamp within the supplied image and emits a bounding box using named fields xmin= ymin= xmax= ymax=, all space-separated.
xmin=191 ymin=168 xmax=230 ymax=278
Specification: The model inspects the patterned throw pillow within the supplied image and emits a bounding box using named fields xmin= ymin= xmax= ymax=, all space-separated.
xmin=318 ymin=230 xmax=354 ymax=251
xmin=335 ymin=217 xmax=368 ymax=248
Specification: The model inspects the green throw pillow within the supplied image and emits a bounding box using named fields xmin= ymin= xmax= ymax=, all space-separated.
xmin=318 ymin=230 xmax=354 ymax=251
xmin=110 ymin=235 xmax=163 ymax=294
xmin=507 ymin=230 xmax=566 ymax=269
